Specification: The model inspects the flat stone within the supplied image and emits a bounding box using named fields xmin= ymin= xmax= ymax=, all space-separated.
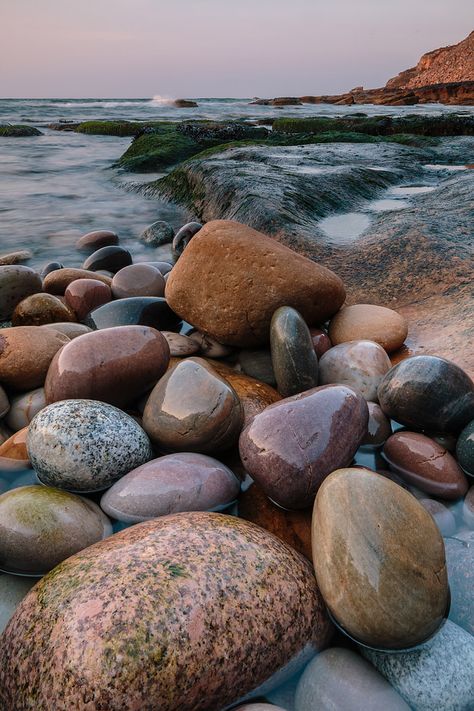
xmin=312 ymin=467 xmax=449 ymax=649
xmin=329 ymin=304 xmax=408 ymax=353
xmin=165 ymin=220 xmax=345 ymax=347
xmin=161 ymin=331 xmax=199 ymax=356
xmin=0 ymin=427 xmax=29 ymax=464
xmin=309 ymin=327 xmax=332 ymax=358
xmin=0 ymin=384 xmax=9 ymax=418
xmin=383 ymin=431 xmax=468 ymax=500
xmin=378 ymin=355 xmax=474 ymax=434
xmin=361 ymin=402 xmax=392 ymax=447
xmin=319 ymin=340 xmax=391 ymax=401
xmin=139 ymin=220 xmax=174 ymax=247
xmin=270 ymin=306 xmax=319 ymax=397
xmin=111 ymin=264 xmax=165 ymax=299
xmin=0 ymin=485 xmax=112 ymax=575
xmin=362 ymin=621 xmax=474 ymax=711
xmin=0 ymin=326 xmax=69 ymax=391
xmin=444 ymin=531 xmax=474 ymax=636
xmin=64 ymin=278 xmax=112 ymax=321
xmin=0 ymin=512 xmax=333 ymax=710
xmin=0 ymin=265 xmax=42 ymax=320
xmin=43 ymin=268 xmax=112 ymax=295
xmin=419 ymin=498 xmax=457 ymax=536
xmin=27 ymin=400 xmax=153 ymax=492
xmin=45 ymin=325 xmax=169 ymax=408
xmin=76 ymin=229 xmax=119 ymax=252
xmin=0 ymin=574 xmax=36 ymax=634
xmin=239 ymin=385 xmax=368 ymax=509
xmin=41 ymin=322 xmax=93 ymax=339
xmin=0 ymin=250 xmax=32 ymax=266
xmin=238 ymin=349 xmax=276 ymax=386
xmin=83 ymin=245 xmax=132 ymax=274
xmin=12 ymin=293 xmax=76 ymax=326
xmin=172 ymin=221 xmax=202 ymax=257
xmin=5 ymin=388 xmax=45 ymax=432
xmin=85 ymin=296 xmax=181 ymax=332
xmin=456 ymin=419 xmax=474 ymax=477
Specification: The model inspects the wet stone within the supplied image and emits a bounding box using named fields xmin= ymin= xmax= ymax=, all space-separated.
xmin=40 ymin=261 xmax=63 ymax=278
xmin=5 ymin=388 xmax=45 ymax=432
xmin=0 ymin=326 xmax=70 ymax=391
xmin=329 ymin=303 xmax=408 ymax=354
xmin=41 ymin=322 xmax=92 ymax=340
xmin=12 ymin=293 xmax=76 ymax=327
xmin=360 ymin=402 xmax=392 ymax=447
xmin=210 ymin=363 xmax=281 ymax=428
xmin=172 ymin=221 xmax=202 ymax=257
xmin=139 ymin=220 xmax=174 ymax=247
xmin=43 ymin=267 xmax=112 ymax=295
xmin=76 ymin=229 xmax=119 ymax=253
xmin=187 ymin=331 xmax=234 ymax=358
xmin=270 ymin=306 xmax=319 ymax=397
xmin=0 ymin=251 xmax=32 ymax=266
xmin=444 ymin=531 xmax=474 ymax=636
xmin=83 ymin=245 xmax=132 ymax=274
xmin=319 ymin=340 xmax=391 ymax=402
xmin=64 ymin=278 xmax=112 ymax=321
xmin=238 ymin=349 xmax=276 ymax=387
xmin=0 ymin=265 xmax=43 ymax=321
xmin=85 ymin=296 xmax=181 ymax=332
xmin=309 ymin=327 xmax=332 ymax=358
xmin=111 ymin=264 xmax=165 ymax=299
xmin=144 ymin=260 xmax=173 ymax=276
xmin=456 ymin=419 xmax=474 ymax=477
xmin=0 ymin=427 xmax=29 ymax=464
xmin=161 ymin=331 xmax=199 ymax=356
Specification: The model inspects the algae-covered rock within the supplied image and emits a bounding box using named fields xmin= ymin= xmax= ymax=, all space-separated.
xmin=75 ymin=121 xmax=144 ymax=136
xmin=0 ymin=125 xmax=42 ymax=137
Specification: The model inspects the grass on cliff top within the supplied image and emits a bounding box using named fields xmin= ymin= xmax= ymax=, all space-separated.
xmin=273 ymin=114 xmax=474 ymax=136
xmin=0 ymin=124 xmax=42 ymax=137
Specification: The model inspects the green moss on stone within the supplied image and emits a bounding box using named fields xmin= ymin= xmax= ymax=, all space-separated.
xmin=273 ymin=114 xmax=474 ymax=137
xmin=117 ymin=126 xmax=200 ymax=171
xmin=0 ymin=124 xmax=42 ymax=137
xmin=75 ymin=120 xmax=145 ymax=136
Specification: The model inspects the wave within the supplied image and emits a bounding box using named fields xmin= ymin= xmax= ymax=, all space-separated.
xmin=149 ymin=95 xmax=176 ymax=106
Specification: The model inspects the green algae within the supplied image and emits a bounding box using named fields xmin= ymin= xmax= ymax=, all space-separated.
xmin=273 ymin=114 xmax=474 ymax=137
xmin=75 ymin=120 xmax=145 ymax=136
xmin=0 ymin=124 xmax=42 ymax=137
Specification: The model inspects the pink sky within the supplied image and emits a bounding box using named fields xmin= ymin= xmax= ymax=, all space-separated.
xmin=1 ymin=0 xmax=472 ymax=98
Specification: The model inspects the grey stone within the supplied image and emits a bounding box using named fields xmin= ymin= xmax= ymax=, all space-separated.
xmin=270 ymin=306 xmax=318 ymax=397
xmin=139 ymin=220 xmax=174 ymax=247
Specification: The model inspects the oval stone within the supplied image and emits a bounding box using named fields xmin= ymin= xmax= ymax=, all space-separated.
xmin=83 ymin=245 xmax=132 ymax=274
xmin=239 ymin=385 xmax=368 ymax=509
xmin=0 ymin=485 xmax=112 ymax=575
xmin=0 ymin=326 xmax=69 ymax=391
xmin=76 ymin=229 xmax=119 ymax=252
xmin=270 ymin=306 xmax=319 ymax=397
xmin=27 ymin=400 xmax=153 ymax=492
xmin=64 ymin=278 xmax=112 ymax=321
xmin=40 ymin=261 xmax=64 ymax=278
xmin=41 ymin=321 xmax=93 ymax=339
xmin=361 ymin=402 xmax=392 ymax=447
xmin=309 ymin=327 xmax=332 ymax=358
xmin=101 ymin=453 xmax=240 ymax=523
xmin=328 ymin=304 xmax=408 ymax=353
xmin=144 ymin=260 xmax=173 ymax=276
xmin=0 ymin=265 xmax=42 ymax=320
xmin=0 ymin=250 xmax=32 ymax=266
xmin=456 ymin=419 xmax=474 ymax=477
xmin=85 ymin=296 xmax=181 ymax=332
xmin=111 ymin=264 xmax=165 ymax=299
xmin=139 ymin=220 xmax=174 ymax=247
xmin=172 ymin=221 xmax=202 ymax=257
xmin=312 ymin=467 xmax=449 ymax=649
xmin=45 ymin=325 xmax=170 ymax=408
xmin=0 ymin=512 xmax=333 ymax=710
xmin=5 ymin=388 xmax=45 ymax=432
xmin=319 ymin=340 xmax=391 ymax=401
xmin=143 ymin=358 xmax=243 ymax=453
xmin=43 ymin=268 xmax=112 ymax=295
xmin=377 ymin=356 xmax=474 ymax=433
xmin=383 ymin=431 xmax=468 ymax=500
xmin=11 ymin=293 xmax=76 ymax=327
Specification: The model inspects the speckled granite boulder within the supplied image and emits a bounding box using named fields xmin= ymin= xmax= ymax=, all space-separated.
xmin=362 ymin=621 xmax=474 ymax=711
xmin=0 ymin=512 xmax=333 ymax=711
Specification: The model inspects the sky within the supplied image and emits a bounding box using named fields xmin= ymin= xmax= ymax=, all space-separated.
xmin=0 ymin=0 xmax=472 ymax=98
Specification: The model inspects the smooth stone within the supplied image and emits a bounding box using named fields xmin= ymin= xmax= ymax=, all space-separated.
xmin=236 ymin=705 xmax=286 ymax=710
xmin=187 ymin=330 xmax=234 ymax=358
xmin=40 ymin=261 xmax=63 ymax=278
xmin=27 ymin=400 xmax=153 ymax=492
xmin=319 ymin=340 xmax=391 ymax=402
xmin=111 ymin=264 xmax=165 ymax=299
xmin=0 ymin=265 xmax=42 ymax=320
xmin=12 ymin=293 xmax=76 ymax=327
xmin=43 ymin=267 xmax=112 ymax=295
xmin=294 ymin=647 xmax=410 ymax=711
xmin=0 ymin=384 xmax=9 ymax=418
xmin=430 ymin=433 xmax=458 ymax=452
xmin=419 ymin=498 xmax=456 ymax=536
xmin=83 ymin=245 xmax=132 ymax=274
xmin=143 ymin=358 xmax=243 ymax=453
xmin=238 ymin=349 xmax=276 ymax=386
xmin=161 ymin=331 xmax=199 ymax=356
xmin=383 ymin=431 xmax=468 ymax=500
xmin=101 ymin=453 xmax=240 ymax=523
xmin=456 ymin=419 xmax=474 ymax=476
xmin=0 ymin=427 xmax=29 ymax=464
xmin=144 ymin=260 xmax=173 ymax=275
xmin=309 ymin=327 xmax=332 ymax=358
xmin=239 ymin=385 xmax=368 ymax=509
xmin=0 ymin=423 xmax=12 ymax=447
xmin=0 ymin=512 xmax=333 ymax=710
xmin=0 ymin=485 xmax=112 ymax=575
xmin=0 ymin=250 xmax=32 ymax=266
xmin=361 ymin=402 xmax=392 ymax=447
xmin=270 ymin=306 xmax=319 ymax=397
xmin=165 ymin=220 xmax=345 ymax=347
xmin=172 ymin=221 xmax=202 ymax=257
xmin=362 ymin=621 xmax=474 ymax=711
xmin=85 ymin=296 xmax=181 ymax=332
xmin=444 ymin=531 xmax=474 ymax=635
xmin=312 ymin=467 xmax=449 ymax=649
xmin=0 ymin=326 xmax=69 ymax=391
xmin=45 ymin=325 xmax=169 ymax=408
xmin=64 ymin=278 xmax=112 ymax=320
xmin=139 ymin=220 xmax=174 ymax=247
xmin=76 ymin=229 xmax=119 ymax=252
xmin=378 ymin=356 xmax=474 ymax=433
xmin=41 ymin=322 xmax=92 ymax=339
xmin=328 ymin=304 xmax=408 ymax=353
xmin=0 ymin=574 xmax=36 ymax=634
xmin=5 ymin=388 xmax=45 ymax=432
xmin=463 ymin=486 xmax=474 ymax=527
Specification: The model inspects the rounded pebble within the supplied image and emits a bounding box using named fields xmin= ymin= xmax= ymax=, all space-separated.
xmin=319 ymin=340 xmax=391 ymax=401
xmin=329 ymin=303 xmax=408 ymax=353
xmin=111 ymin=264 xmax=165 ymax=299
xmin=0 ymin=265 xmax=42 ymax=320
xmin=5 ymin=388 xmax=45 ymax=432
xmin=12 ymin=293 xmax=76 ymax=327
xmin=64 ymin=278 xmax=112 ymax=321
xmin=456 ymin=419 xmax=474 ymax=477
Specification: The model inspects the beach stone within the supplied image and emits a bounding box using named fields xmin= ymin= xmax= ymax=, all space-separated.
xmin=444 ymin=531 xmax=474 ymax=635
xmin=361 ymin=402 xmax=392 ymax=447
xmin=43 ymin=267 xmax=112 ymax=295
xmin=0 ymin=574 xmax=36 ymax=634
xmin=328 ymin=304 xmax=408 ymax=353
xmin=172 ymin=221 xmax=202 ymax=257
xmin=85 ymin=296 xmax=181 ymax=331
xmin=309 ymin=327 xmax=332 ymax=358
xmin=0 ymin=265 xmax=42 ymax=320
xmin=144 ymin=260 xmax=173 ymax=275
xmin=111 ymin=264 xmax=165 ymax=299
xmin=139 ymin=220 xmax=174 ymax=247
xmin=456 ymin=419 xmax=474 ymax=476
xmin=238 ymin=349 xmax=276 ymax=386
xmin=0 ymin=384 xmax=9 ymax=418
xmin=40 ymin=261 xmax=63 ymax=278
xmin=430 ymin=433 xmax=458 ymax=452
xmin=236 ymin=705 xmax=286 ymax=710
xmin=270 ymin=306 xmax=319 ymax=397
xmin=0 ymin=512 xmax=333 ymax=711
xmin=312 ymin=467 xmax=449 ymax=649
xmin=165 ymin=220 xmax=345 ymax=347
xmin=161 ymin=331 xmax=199 ymax=356
xmin=101 ymin=452 xmax=240 ymax=523
xmin=27 ymin=400 xmax=153 ymax=492
xmin=294 ymin=647 xmax=410 ymax=711
xmin=463 ymin=486 xmax=474 ymax=527
xmin=64 ymin=278 xmax=112 ymax=320
xmin=239 ymin=384 xmax=368 ymax=509
xmin=0 ymin=427 xmax=29 ymax=464
xmin=0 ymin=250 xmax=32 ymax=266
xmin=76 ymin=229 xmax=119 ymax=252
xmin=319 ymin=340 xmax=391 ymax=402
xmin=143 ymin=358 xmax=243 ymax=453
xmin=5 ymin=388 xmax=45 ymax=432
xmin=41 ymin=321 xmax=92 ymax=339
xmin=45 ymin=325 xmax=169 ymax=408
xmin=83 ymin=245 xmax=132 ymax=274
xmin=378 ymin=356 xmax=474 ymax=433
xmin=0 ymin=326 xmax=69 ymax=391
xmin=210 ymin=363 xmax=281 ymax=427
xmin=187 ymin=330 xmax=234 ymax=358
xmin=362 ymin=621 xmax=474 ymax=711
xmin=0 ymin=485 xmax=112 ymax=575
xmin=419 ymin=498 xmax=456 ymax=536
xmin=11 ymin=292 xmax=76 ymax=326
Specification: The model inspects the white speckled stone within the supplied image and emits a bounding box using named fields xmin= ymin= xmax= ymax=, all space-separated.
xmin=362 ymin=621 xmax=474 ymax=711
xmin=5 ymin=388 xmax=46 ymax=432
xmin=27 ymin=400 xmax=153 ymax=492
xmin=0 ymin=573 xmax=36 ymax=633
xmin=319 ymin=340 xmax=392 ymax=402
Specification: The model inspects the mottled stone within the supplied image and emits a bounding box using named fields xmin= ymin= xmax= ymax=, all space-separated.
xmin=0 ymin=250 xmax=32 ymax=266
xmin=240 ymin=385 xmax=368 ymax=509
xmin=0 ymin=384 xmax=9 ymax=418
xmin=0 ymin=326 xmax=69 ymax=391
xmin=143 ymin=358 xmax=243 ymax=453
xmin=0 ymin=427 xmax=29 ymax=463
xmin=0 ymin=265 xmax=42 ymax=320
xmin=0 ymin=485 xmax=112 ymax=575
xmin=41 ymin=322 xmax=92 ymax=340
xmin=64 ymin=278 xmax=112 ymax=321
xmin=45 ymin=325 xmax=169 ymax=408
xmin=329 ymin=304 xmax=408 ymax=354
xmin=238 ymin=349 xmax=276 ymax=386
xmin=270 ymin=306 xmax=319 ymax=397
xmin=444 ymin=531 xmax=474 ymax=636
xmin=161 ymin=331 xmax=199 ymax=356
xmin=361 ymin=402 xmax=392 ymax=447
xmin=383 ymin=431 xmax=468 ymax=500
xmin=295 ymin=647 xmax=410 ymax=711
xmin=139 ymin=220 xmax=174 ymax=247
xmin=362 ymin=621 xmax=474 ymax=711
xmin=5 ymin=388 xmax=45 ymax=432
xmin=165 ymin=220 xmax=345 ymax=347
xmin=187 ymin=331 xmax=234 ymax=358
xmin=0 ymin=574 xmax=36 ymax=634
xmin=312 ymin=468 xmax=449 ymax=649
xmin=309 ymin=327 xmax=332 ymax=358
xmin=111 ymin=264 xmax=165 ymax=299
xmin=76 ymin=229 xmax=119 ymax=252
xmin=319 ymin=340 xmax=391 ymax=402
xmin=378 ymin=356 xmax=474 ymax=433
xmin=43 ymin=267 xmax=112 ymax=295
xmin=85 ymin=296 xmax=181 ymax=332
xmin=456 ymin=419 xmax=474 ymax=477
xmin=419 ymin=498 xmax=456 ymax=536
xmin=83 ymin=245 xmax=132 ymax=274
xmin=27 ymin=400 xmax=153 ymax=492
xmin=172 ymin=221 xmax=202 ymax=257
xmin=12 ymin=293 xmax=76 ymax=327
xmin=0 ymin=512 xmax=333 ymax=711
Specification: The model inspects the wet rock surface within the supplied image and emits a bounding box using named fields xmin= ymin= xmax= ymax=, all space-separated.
xmin=270 ymin=306 xmax=319 ymax=397
xmin=319 ymin=340 xmax=391 ymax=401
